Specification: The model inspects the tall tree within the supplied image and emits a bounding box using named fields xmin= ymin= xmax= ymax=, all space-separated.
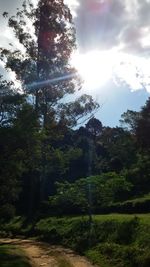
xmin=0 ymin=0 xmax=99 ymax=210
xmin=136 ymin=97 xmax=150 ymax=150
xmin=0 ymin=0 xmax=98 ymax=128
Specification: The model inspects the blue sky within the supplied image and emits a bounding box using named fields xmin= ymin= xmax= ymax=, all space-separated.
xmin=95 ymin=82 xmax=149 ymax=127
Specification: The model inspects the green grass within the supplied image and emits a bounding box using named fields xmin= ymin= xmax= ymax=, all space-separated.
xmin=0 ymin=244 xmax=32 ymax=267
xmin=93 ymin=213 xmax=150 ymax=224
xmin=51 ymin=213 xmax=150 ymax=225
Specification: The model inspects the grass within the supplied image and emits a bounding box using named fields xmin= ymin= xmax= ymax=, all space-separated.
xmin=51 ymin=213 xmax=150 ymax=225
xmin=1 ymin=214 xmax=150 ymax=267
xmin=93 ymin=213 xmax=150 ymax=224
xmin=0 ymin=244 xmax=32 ymax=267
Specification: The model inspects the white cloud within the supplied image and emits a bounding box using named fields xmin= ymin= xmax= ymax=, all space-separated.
xmin=74 ymin=0 xmax=150 ymax=55
xmin=72 ymin=0 xmax=150 ymax=93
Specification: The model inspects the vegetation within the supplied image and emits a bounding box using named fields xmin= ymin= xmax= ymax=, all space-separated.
xmin=0 ymin=244 xmax=32 ymax=267
xmin=0 ymin=0 xmax=150 ymax=220
xmin=1 ymin=214 xmax=150 ymax=267
xmin=0 ymin=1 xmax=150 ymax=267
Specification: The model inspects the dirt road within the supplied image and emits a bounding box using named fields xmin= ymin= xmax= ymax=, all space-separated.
xmin=0 ymin=238 xmax=96 ymax=267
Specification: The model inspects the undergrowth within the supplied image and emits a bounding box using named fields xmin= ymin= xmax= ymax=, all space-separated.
xmin=0 ymin=214 xmax=150 ymax=267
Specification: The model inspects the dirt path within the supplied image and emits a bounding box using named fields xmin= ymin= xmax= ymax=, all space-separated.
xmin=0 ymin=238 xmax=96 ymax=267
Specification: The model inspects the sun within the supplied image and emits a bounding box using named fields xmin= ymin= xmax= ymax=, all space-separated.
xmin=72 ymin=50 xmax=114 ymax=89
xmin=71 ymin=49 xmax=150 ymax=93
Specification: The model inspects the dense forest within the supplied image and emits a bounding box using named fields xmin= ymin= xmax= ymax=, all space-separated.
xmin=1 ymin=88 xmax=150 ymax=219
xmin=0 ymin=1 xmax=150 ymax=267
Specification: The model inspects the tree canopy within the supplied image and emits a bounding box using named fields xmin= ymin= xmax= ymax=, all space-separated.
xmin=0 ymin=0 xmax=150 ymax=221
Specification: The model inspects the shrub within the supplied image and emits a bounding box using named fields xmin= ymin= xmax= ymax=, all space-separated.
xmin=86 ymin=243 xmax=150 ymax=267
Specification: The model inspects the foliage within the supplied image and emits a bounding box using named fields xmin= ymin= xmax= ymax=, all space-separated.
xmin=0 ymin=244 xmax=32 ymax=267
xmin=0 ymin=0 xmax=98 ymax=217
xmin=0 ymin=2 xmax=150 ymax=267
xmin=0 ymin=7 xmax=150 ymax=267
xmin=86 ymin=243 xmax=150 ymax=267
xmin=48 ymin=173 xmax=132 ymax=215
xmin=0 ymin=0 xmax=98 ymax=127
xmin=35 ymin=215 xmax=150 ymax=267
xmin=85 ymin=117 xmax=102 ymax=137
xmin=120 ymin=109 xmax=140 ymax=133
xmin=136 ymin=98 xmax=150 ymax=150
xmin=1 ymin=214 xmax=150 ymax=267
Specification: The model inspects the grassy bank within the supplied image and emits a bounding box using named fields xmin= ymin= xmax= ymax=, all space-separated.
xmin=1 ymin=214 xmax=150 ymax=267
xmin=0 ymin=244 xmax=32 ymax=267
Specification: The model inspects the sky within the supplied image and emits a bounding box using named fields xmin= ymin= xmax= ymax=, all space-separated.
xmin=0 ymin=0 xmax=150 ymax=127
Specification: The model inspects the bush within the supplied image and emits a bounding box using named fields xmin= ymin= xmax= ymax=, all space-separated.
xmin=137 ymin=251 xmax=150 ymax=267
xmin=35 ymin=217 xmax=91 ymax=251
xmin=112 ymin=217 xmax=139 ymax=244
xmin=136 ymin=224 xmax=150 ymax=249
xmin=86 ymin=243 xmax=150 ymax=267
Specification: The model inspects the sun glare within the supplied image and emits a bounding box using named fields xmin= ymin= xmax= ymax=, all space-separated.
xmin=71 ymin=50 xmax=150 ymax=93
xmin=72 ymin=50 xmax=113 ymax=89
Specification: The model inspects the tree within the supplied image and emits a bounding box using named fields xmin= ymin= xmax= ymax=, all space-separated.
xmin=120 ymin=110 xmax=140 ymax=134
xmin=49 ymin=180 xmax=89 ymax=215
xmin=0 ymin=75 xmax=25 ymax=126
xmin=0 ymin=0 xmax=98 ymax=128
xmin=86 ymin=117 xmax=102 ymax=138
xmin=136 ymin=97 xmax=150 ymax=150
xmin=0 ymin=0 xmax=99 ymax=214
xmin=96 ymin=127 xmax=137 ymax=172
xmin=0 ymin=88 xmax=41 ymax=218
xmin=48 ymin=172 xmax=132 ymax=216
xmin=120 ymin=98 xmax=150 ymax=150
xmin=1 ymin=109 xmax=40 ymax=216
